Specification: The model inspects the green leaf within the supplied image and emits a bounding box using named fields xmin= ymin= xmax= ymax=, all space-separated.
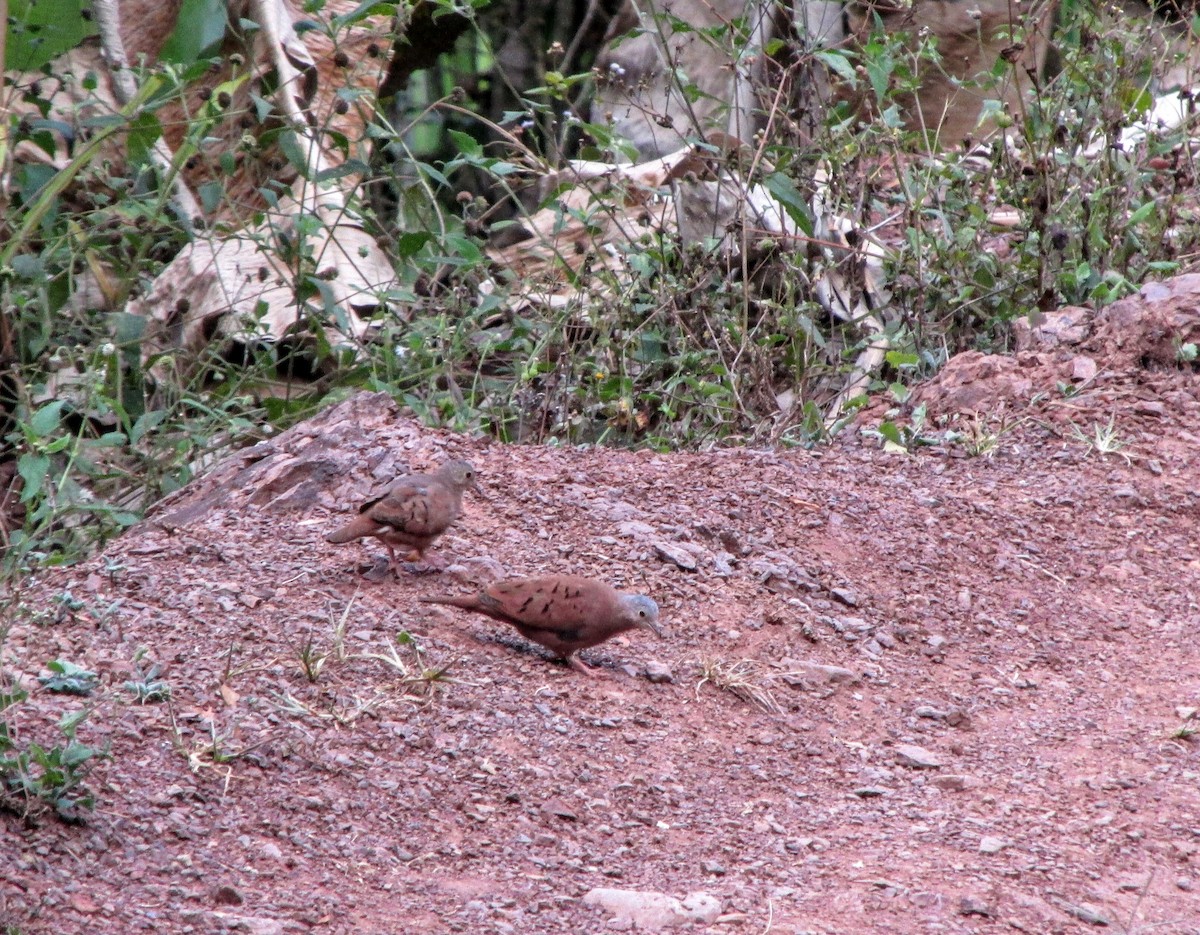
xmin=877 ymin=421 xmax=904 ymax=446
xmin=395 ymin=231 xmax=434 ymax=257
xmin=332 ymin=0 xmax=396 ymax=28
xmin=448 ymin=130 xmax=483 ymax=159
xmin=885 ymin=351 xmax=920 ymax=369
xmin=278 ymin=130 xmax=312 ymax=178
xmin=39 ymin=660 xmax=99 ymax=696
xmin=315 ymin=159 xmax=371 ymax=183
xmin=59 ymin=708 xmax=91 ymax=736
xmin=1127 ymin=201 xmax=1156 ymax=226
xmin=6 ymin=0 xmax=98 ymax=72
xmin=762 ymin=172 xmax=814 ymax=237
xmin=17 ymin=452 xmax=49 ymax=503
xmin=130 ymin=410 xmax=168 ymax=445
xmin=126 ymin=112 xmax=164 ymax=169
xmin=30 ymin=400 xmax=66 ymax=438
xmin=815 ymin=49 xmax=858 ymax=85
xmin=0 ymin=687 xmax=30 ymax=713
xmin=160 ymin=0 xmax=228 ymax=63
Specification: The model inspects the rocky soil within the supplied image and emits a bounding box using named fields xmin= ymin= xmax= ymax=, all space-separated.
xmin=3 ymin=277 xmax=1200 ymax=934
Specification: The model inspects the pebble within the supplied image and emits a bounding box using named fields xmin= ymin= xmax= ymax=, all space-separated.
xmin=779 ymin=660 xmax=858 ymax=688
xmin=1071 ymin=355 xmax=1098 ymax=382
xmin=958 ymin=895 xmax=993 ymax=917
xmin=617 ymin=521 xmax=656 ymax=539
xmin=1065 ymin=902 xmax=1110 ymax=926
xmin=653 ymin=542 xmax=697 ymax=571
xmin=978 ymin=836 xmax=1008 ymax=854
xmin=930 ymin=774 xmax=972 ymax=792
xmin=894 ymin=744 xmax=943 ymax=769
xmin=830 ymin=588 xmax=859 ymax=607
xmin=644 ymin=662 xmax=674 ymax=684
xmin=211 ymin=885 xmax=243 ymax=906
xmin=583 ymin=888 xmax=721 ymax=930
xmin=261 ymin=842 xmax=283 ymax=860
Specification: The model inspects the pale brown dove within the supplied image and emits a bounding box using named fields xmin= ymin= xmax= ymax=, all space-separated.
xmin=421 ymin=575 xmax=661 ymax=674
xmin=326 ymin=459 xmax=477 ymax=575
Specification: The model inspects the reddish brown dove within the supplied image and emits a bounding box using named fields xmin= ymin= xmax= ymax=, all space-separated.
xmin=326 ymin=460 xmax=477 ymax=575
xmin=421 ymin=575 xmax=661 ymax=675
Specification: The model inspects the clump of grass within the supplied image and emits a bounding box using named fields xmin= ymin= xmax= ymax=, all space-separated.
xmin=695 ymin=659 xmax=781 ymax=714
xmin=123 ymin=650 xmax=171 ymax=703
xmin=1069 ymin=415 xmax=1130 ymax=462
xmin=296 ymin=601 xmax=353 ymax=684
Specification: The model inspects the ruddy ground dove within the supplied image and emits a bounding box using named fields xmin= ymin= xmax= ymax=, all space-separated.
xmin=327 ymin=459 xmax=477 ymax=575
xmin=421 ymin=575 xmax=661 ymax=675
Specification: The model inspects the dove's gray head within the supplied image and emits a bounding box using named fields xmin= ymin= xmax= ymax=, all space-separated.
xmin=437 ymin=459 xmax=479 ymax=493
xmin=620 ymin=594 xmax=662 ymax=636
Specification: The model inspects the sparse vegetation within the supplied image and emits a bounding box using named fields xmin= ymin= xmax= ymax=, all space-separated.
xmin=1 ymin=0 xmax=1195 ymax=583
xmin=123 ymin=650 xmax=172 ymax=704
xmin=36 ymin=659 xmax=98 ymax=696
xmin=695 ymin=659 xmax=781 ymax=714
xmin=0 ymin=690 xmax=106 ymax=822
xmin=1069 ymin=414 xmax=1131 ymax=462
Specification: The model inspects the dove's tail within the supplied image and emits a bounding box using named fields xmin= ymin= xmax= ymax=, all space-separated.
xmin=325 ymin=515 xmax=378 ymax=544
xmin=419 ymin=594 xmax=479 ymax=609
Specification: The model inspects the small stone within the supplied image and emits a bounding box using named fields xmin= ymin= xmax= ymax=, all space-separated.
xmin=69 ymin=894 xmax=99 ymax=914
xmin=653 ymin=542 xmax=697 ymax=572
xmin=930 ymin=774 xmax=972 ymax=792
xmin=1134 ymin=400 xmax=1165 ymax=417
xmin=894 ymin=744 xmax=943 ymax=769
xmin=830 ymin=588 xmax=859 ymax=607
xmin=1071 ymin=355 xmax=1098 ymax=382
xmin=779 ymin=660 xmax=859 ymax=688
xmin=852 ymin=787 xmax=891 ymax=798
xmin=1117 ymin=875 xmax=1150 ymax=892
xmin=542 ymin=801 xmax=577 ymax=821
xmin=978 ymin=836 xmax=1008 ymax=854
xmin=617 ymin=521 xmax=656 ymax=539
xmin=958 ymin=895 xmax=992 ymax=917
xmin=444 ymin=556 xmax=507 ymax=586
xmin=1176 ymin=706 xmax=1198 ymax=721
xmin=238 ymin=918 xmax=286 ymax=935
xmin=644 ymin=662 xmax=674 ymax=684
xmin=1112 ymin=486 xmax=1146 ymax=506
xmin=1177 ymin=878 xmax=1194 ymax=892
xmin=583 ymin=888 xmax=721 ymax=929
xmin=702 ymin=861 xmax=726 ymax=875
xmin=212 ymin=885 xmax=244 ymax=906
xmin=261 ymin=842 xmax=283 ymax=860
xmin=1066 ymin=902 xmax=1110 ymax=926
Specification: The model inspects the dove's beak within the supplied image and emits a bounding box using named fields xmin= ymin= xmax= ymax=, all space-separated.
xmin=638 ymin=617 xmax=663 ymax=637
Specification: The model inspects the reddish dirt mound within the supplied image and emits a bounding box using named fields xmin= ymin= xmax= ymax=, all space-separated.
xmin=3 ymin=281 xmax=1200 ymax=934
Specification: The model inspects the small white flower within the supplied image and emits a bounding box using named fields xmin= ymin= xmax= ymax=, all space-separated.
xmin=100 ymin=342 xmax=116 ymax=357
xmin=608 ymin=62 xmax=626 ymax=78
